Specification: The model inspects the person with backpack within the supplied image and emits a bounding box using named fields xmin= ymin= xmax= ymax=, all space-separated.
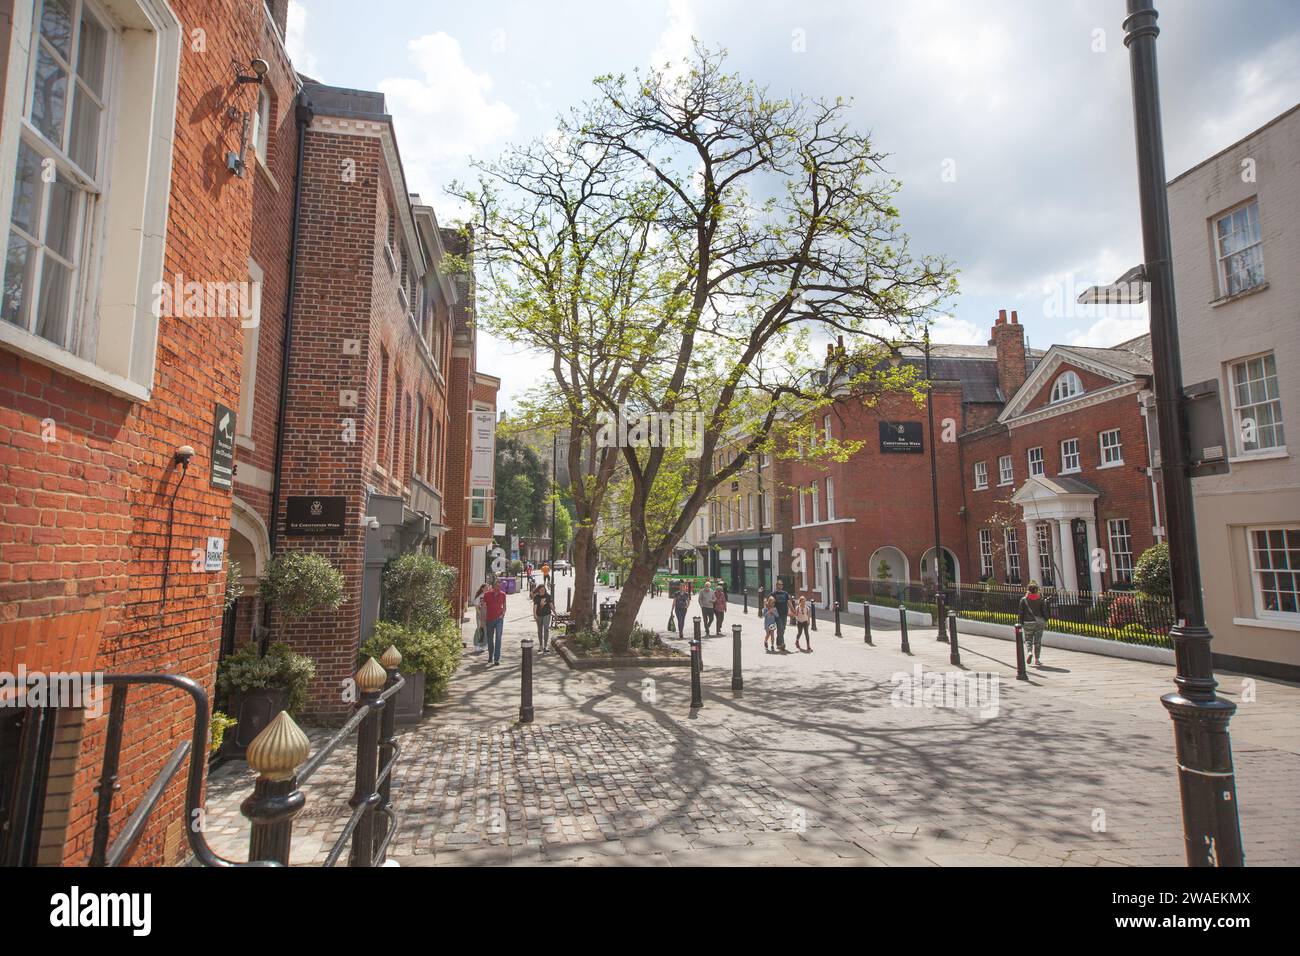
xmin=792 ymin=592 xmax=813 ymax=652
xmin=697 ymin=580 xmax=715 ymax=635
xmin=471 ymin=583 xmax=488 ymax=653
xmin=712 ymin=582 xmax=727 ymax=635
xmin=1018 ymin=581 xmax=1051 ymax=665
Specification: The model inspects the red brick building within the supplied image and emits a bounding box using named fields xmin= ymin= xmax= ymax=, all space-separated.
xmin=786 ymin=311 xmax=1163 ymax=607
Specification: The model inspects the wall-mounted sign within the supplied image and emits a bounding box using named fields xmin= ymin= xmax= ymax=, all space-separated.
xmin=204 ymin=536 xmax=225 ymax=572
xmin=286 ymin=496 xmax=347 ymax=536
xmin=470 ymin=410 xmax=495 ymax=490
xmin=879 ymin=421 xmax=923 ymax=454
xmin=210 ymin=402 xmax=236 ymax=489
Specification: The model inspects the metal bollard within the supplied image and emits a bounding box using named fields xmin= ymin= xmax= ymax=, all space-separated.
xmin=743 ymin=589 xmax=749 ymax=613
xmin=731 ymin=624 xmax=743 ymax=693
xmin=348 ymin=657 xmax=387 ymax=867
xmin=948 ymin=611 xmax=961 ymax=667
xmin=566 ymin=587 xmax=572 ymax=613
xmin=693 ymin=616 xmax=704 ymax=671
xmin=689 ymin=637 xmax=704 ymax=709
xmin=520 ymin=638 xmax=535 ymax=723
xmin=864 ymin=601 xmax=873 ymax=645
xmin=242 ymin=711 xmax=309 ymax=865
xmin=899 ymin=604 xmax=910 ymax=654
xmin=374 ymin=646 xmax=402 ymax=862
xmin=936 ymin=592 xmax=948 ymax=643
xmin=810 ymin=602 xmax=817 ymax=631
xmin=1014 ymin=624 xmax=1029 ymax=681
xmin=834 ymin=601 xmax=842 ymax=637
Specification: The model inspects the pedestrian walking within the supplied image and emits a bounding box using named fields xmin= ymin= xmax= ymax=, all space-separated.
xmin=712 ymin=581 xmax=727 ymax=635
xmin=471 ymin=583 xmax=488 ymax=652
xmin=482 ymin=578 xmax=507 ymax=666
xmin=771 ymin=578 xmax=791 ymax=653
xmin=762 ymin=596 xmax=778 ymax=653
xmin=532 ymin=583 xmax=554 ymax=654
xmin=793 ymin=593 xmax=812 ymax=652
xmin=1019 ymin=581 xmax=1051 ymax=666
xmin=698 ymin=580 xmax=715 ymax=634
xmin=673 ymin=581 xmax=690 ymax=635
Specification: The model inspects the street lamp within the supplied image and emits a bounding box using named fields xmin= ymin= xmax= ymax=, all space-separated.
xmin=1110 ymin=0 xmax=1243 ymax=866
xmin=889 ymin=326 xmax=946 ymax=638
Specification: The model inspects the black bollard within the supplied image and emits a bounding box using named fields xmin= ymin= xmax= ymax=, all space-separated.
xmin=520 ymin=638 xmax=535 ymax=723
xmin=810 ymin=602 xmax=817 ymax=632
xmin=899 ymin=604 xmax=910 ymax=654
xmin=689 ymin=638 xmax=704 ymax=709
xmin=566 ymin=588 xmax=571 ymax=613
xmin=948 ymin=611 xmax=961 ymax=667
xmin=936 ymin=592 xmax=948 ymax=643
xmin=1014 ymin=623 xmax=1029 ymax=681
xmin=731 ymin=624 xmax=743 ymax=693
xmin=743 ymin=589 xmax=749 ymax=613
xmin=834 ymin=601 xmax=842 ymax=637
xmin=693 ymin=616 xmax=704 ymax=671
xmin=864 ymin=601 xmax=873 ymax=645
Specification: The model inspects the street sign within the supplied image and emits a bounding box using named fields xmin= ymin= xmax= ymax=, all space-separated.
xmin=210 ymin=402 xmax=235 ymax=489
xmin=879 ymin=421 xmax=923 ymax=453
xmin=286 ymin=496 xmax=347 ymax=535
xmin=204 ymin=536 xmax=225 ymax=572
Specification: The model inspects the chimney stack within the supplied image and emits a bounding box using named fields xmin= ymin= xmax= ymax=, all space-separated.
xmin=989 ymin=308 xmax=1027 ymax=401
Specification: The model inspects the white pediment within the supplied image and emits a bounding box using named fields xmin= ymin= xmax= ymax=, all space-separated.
xmin=998 ymin=346 xmax=1139 ymax=424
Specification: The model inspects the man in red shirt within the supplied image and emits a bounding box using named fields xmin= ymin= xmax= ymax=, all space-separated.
xmin=482 ymin=578 xmax=507 ymax=666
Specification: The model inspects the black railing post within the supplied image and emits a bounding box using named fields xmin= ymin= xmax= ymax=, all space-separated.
xmin=374 ymin=646 xmax=402 ymax=863
xmin=936 ymin=592 xmax=948 ymax=642
xmin=1014 ymin=624 xmax=1029 ymax=681
xmin=520 ymin=638 xmax=535 ymax=723
xmin=689 ymin=637 xmax=704 ymax=709
xmin=693 ymin=616 xmax=704 ymax=671
xmin=899 ymin=604 xmax=910 ymax=654
xmin=948 ymin=611 xmax=961 ymax=667
xmin=834 ymin=601 xmax=842 ymax=637
xmin=731 ymin=624 xmax=743 ymax=693
xmin=90 ymin=683 xmax=129 ymax=866
xmin=863 ymin=601 xmax=874 ymax=644
xmin=241 ymin=710 xmax=310 ymax=865
xmin=349 ymin=657 xmax=387 ymax=867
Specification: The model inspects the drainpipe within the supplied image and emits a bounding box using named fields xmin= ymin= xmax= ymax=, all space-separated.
xmin=268 ymin=95 xmax=314 ymax=556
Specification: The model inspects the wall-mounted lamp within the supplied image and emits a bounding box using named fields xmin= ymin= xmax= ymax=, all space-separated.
xmin=227 ymin=59 xmax=269 ymax=177
xmin=174 ymin=444 xmax=196 ymax=468
xmin=236 ymin=58 xmax=270 ymax=85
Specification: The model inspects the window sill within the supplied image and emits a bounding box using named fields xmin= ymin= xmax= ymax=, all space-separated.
xmin=236 ymin=434 xmax=255 ymax=452
xmin=1059 ymin=468 xmax=1081 ymax=476
xmin=998 ymin=480 xmax=1013 ymax=487
xmin=973 ymin=485 xmax=988 ymax=492
xmin=254 ymin=151 xmax=279 ymax=192
xmin=0 ymin=324 xmax=150 ymax=402
xmin=384 ymin=244 xmax=396 ymax=276
xmin=1228 ymin=448 xmax=1288 ymax=464
xmin=1097 ymin=461 xmax=1126 ymax=470
xmin=1232 ymin=616 xmax=1300 ymax=633
xmin=1210 ymin=282 xmax=1268 ymax=308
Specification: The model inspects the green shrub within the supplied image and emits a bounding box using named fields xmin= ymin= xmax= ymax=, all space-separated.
xmin=225 ymin=558 xmax=244 ymax=611
xmin=359 ymin=619 xmax=461 ymax=705
xmin=1133 ymin=543 xmax=1171 ymax=599
xmin=216 ymin=641 xmax=316 ymax=716
xmin=210 ymin=710 xmax=237 ymax=754
xmin=382 ymin=554 xmax=456 ymax=631
xmin=260 ymin=551 xmax=345 ymax=620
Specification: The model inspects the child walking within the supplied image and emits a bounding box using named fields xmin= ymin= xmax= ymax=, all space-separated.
xmin=763 ymin=596 xmax=778 ymax=653
xmin=793 ymin=593 xmax=812 ymax=651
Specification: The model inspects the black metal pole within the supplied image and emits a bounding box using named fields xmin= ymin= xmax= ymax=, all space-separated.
xmin=731 ymin=623 xmax=743 ymax=693
xmin=1123 ymin=0 xmax=1243 ymax=867
xmin=898 ymin=604 xmax=910 ymax=654
xmin=936 ymin=591 xmax=947 ymax=643
xmin=864 ymin=601 xmax=873 ymax=645
xmin=374 ymin=656 xmax=401 ymax=861
xmin=924 ymin=330 xmax=946 ymax=645
xmin=947 ymin=611 xmax=961 ymax=667
xmin=689 ymin=638 xmax=704 ymax=709
xmin=743 ymin=589 xmax=749 ymax=613
xmin=1014 ymin=623 xmax=1028 ymax=682
xmin=550 ymin=433 xmax=557 ymax=566
xmin=520 ymin=638 xmax=535 ymax=723
xmin=833 ymin=601 xmax=842 ymax=637
xmin=348 ymin=692 xmax=383 ymax=867
xmin=693 ymin=616 xmax=704 ymax=671
xmin=810 ymin=601 xmax=817 ymax=631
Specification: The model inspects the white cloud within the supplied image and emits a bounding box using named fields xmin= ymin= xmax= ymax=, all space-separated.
xmin=930 ymin=314 xmax=985 ymax=345
xmin=651 ymin=0 xmax=696 ymax=77
xmin=285 ymin=1 xmax=319 ymax=78
xmin=1066 ymin=314 xmax=1149 ymax=349
xmin=378 ymin=32 xmax=519 ymax=203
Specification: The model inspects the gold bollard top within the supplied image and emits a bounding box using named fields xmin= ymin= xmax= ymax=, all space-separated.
xmin=246 ymin=711 xmax=311 ymax=782
xmin=380 ymin=644 xmax=403 ymax=669
xmin=356 ymin=656 xmax=387 ymax=693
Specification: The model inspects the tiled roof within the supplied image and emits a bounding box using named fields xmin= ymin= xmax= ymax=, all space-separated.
xmin=1063 ymin=335 xmax=1153 ymax=376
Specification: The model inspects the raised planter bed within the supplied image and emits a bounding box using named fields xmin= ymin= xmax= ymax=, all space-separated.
xmin=553 ymin=637 xmax=691 ymax=670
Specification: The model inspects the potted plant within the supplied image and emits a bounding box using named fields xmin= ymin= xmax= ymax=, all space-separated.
xmin=259 ymin=550 xmax=345 ymax=620
xmin=216 ymin=641 xmax=315 ymax=757
xmin=366 ymin=554 xmax=459 ymax=721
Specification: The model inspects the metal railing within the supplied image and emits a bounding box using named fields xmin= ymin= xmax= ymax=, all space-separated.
xmin=88 ymin=647 xmax=406 ymax=867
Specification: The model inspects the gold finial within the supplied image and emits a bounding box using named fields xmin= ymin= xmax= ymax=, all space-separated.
xmin=245 ymin=711 xmax=310 ymax=782
xmin=356 ymin=656 xmax=387 ymax=693
xmin=380 ymin=645 xmax=402 ymax=669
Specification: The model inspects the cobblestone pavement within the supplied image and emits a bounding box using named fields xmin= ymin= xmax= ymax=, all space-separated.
xmin=203 ymin=586 xmax=1300 ymax=866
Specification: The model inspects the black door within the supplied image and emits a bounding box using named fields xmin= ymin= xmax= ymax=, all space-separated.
xmin=1071 ymin=518 xmax=1091 ymax=593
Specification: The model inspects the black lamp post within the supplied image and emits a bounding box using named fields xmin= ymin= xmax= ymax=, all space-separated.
xmin=1122 ymin=0 xmax=1243 ymax=866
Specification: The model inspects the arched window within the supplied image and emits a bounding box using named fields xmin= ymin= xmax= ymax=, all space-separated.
xmin=1050 ymin=370 xmax=1083 ymax=403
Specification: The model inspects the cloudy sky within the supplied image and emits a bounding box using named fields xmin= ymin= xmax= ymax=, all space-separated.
xmin=285 ymin=0 xmax=1300 ymax=412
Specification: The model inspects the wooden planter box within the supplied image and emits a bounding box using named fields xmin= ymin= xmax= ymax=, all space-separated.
xmin=392 ymin=671 xmax=425 ymax=724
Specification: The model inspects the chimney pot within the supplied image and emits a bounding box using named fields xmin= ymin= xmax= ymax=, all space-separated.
xmin=997 ymin=309 xmax=1007 ymax=325
xmin=1011 ymin=310 xmax=1018 ymax=324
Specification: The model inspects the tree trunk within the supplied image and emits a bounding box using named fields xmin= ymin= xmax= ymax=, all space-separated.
xmin=605 ymin=558 xmax=658 ymax=655
xmin=570 ymin=523 xmax=598 ymax=630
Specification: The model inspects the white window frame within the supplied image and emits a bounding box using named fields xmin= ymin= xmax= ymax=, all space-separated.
xmin=1028 ymin=446 xmax=1045 ymax=477
xmin=236 ymin=259 xmax=264 ymax=441
xmin=823 ymin=414 xmax=832 ymax=443
xmin=1004 ymin=528 xmax=1021 ymax=583
xmin=979 ymin=528 xmax=993 ymax=579
xmin=1036 ymin=523 xmax=1054 ymax=586
xmin=797 ymin=487 xmax=805 ymax=525
xmin=1050 ymin=371 xmax=1083 ymax=404
xmin=470 ymin=488 xmax=488 ymax=524
xmin=1099 ymin=428 xmax=1123 ymax=467
xmin=1228 ymin=352 xmax=1285 ymax=456
xmin=825 ymin=477 xmax=835 ymax=520
xmin=973 ymin=460 xmax=988 ymax=490
xmin=1214 ymin=200 xmax=1265 ymax=298
xmin=1060 ymin=438 xmax=1080 ymax=474
xmin=1 ymin=0 xmax=180 ymax=400
xmin=810 ymin=482 xmax=820 ymax=524
xmin=252 ymin=86 xmax=270 ymax=163
xmin=1107 ymin=518 xmax=1134 ymax=585
xmin=1247 ymin=526 xmax=1300 ymax=622
xmin=998 ymin=455 xmax=1013 ymax=486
